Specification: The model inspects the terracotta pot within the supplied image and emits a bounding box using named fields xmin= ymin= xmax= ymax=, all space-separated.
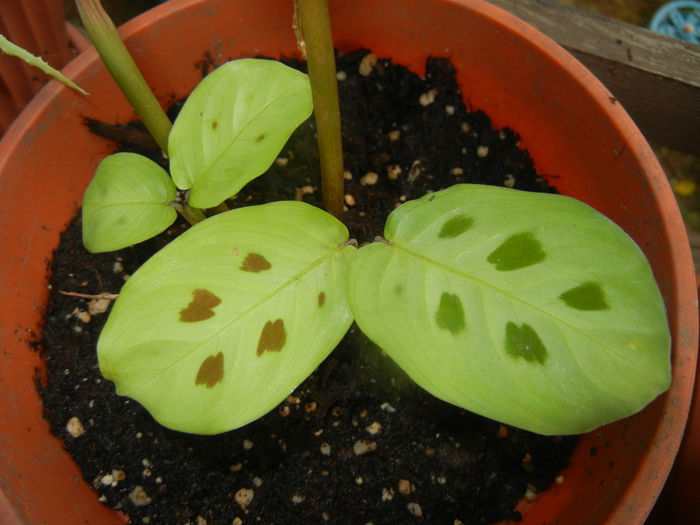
xmin=0 ymin=1 xmax=696 ymax=523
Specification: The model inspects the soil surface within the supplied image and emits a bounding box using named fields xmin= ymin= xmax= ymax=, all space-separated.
xmin=38 ymin=50 xmax=577 ymax=525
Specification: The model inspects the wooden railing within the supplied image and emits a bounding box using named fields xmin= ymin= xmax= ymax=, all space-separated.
xmin=488 ymin=0 xmax=700 ymax=157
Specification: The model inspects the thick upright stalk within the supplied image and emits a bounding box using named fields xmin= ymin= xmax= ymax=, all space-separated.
xmin=295 ymin=0 xmax=344 ymax=219
xmin=75 ymin=0 xmax=171 ymax=154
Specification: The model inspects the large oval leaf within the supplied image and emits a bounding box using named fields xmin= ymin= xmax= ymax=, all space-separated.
xmin=82 ymin=152 xmax=177 ymax=253
xmin=169 ymin=59 xmax=313 ymax=208
xmin=348 ymin=184 xmax=671 ymax=435
xmin=98 ymin=201 xmax=354 ymax=434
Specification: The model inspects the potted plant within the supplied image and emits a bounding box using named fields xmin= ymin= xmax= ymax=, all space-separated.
xmin=0 ymin=0 xmax=696 ymax=524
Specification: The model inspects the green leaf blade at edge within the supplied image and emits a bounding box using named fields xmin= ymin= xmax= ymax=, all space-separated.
xmin=348 ymin=184 xmax=671 ymax=435
xmin=168 ymin=59 xmax=314 ymax=209
xmin=82 ymin=152 xmax=178 ymax=253
xmin=0 ymin=34 xmax=87 ymax=94
xmin=97 ymin=200 xmax=355 ymax=435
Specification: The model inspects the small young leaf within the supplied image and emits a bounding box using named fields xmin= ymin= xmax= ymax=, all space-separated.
xmin=348 ymin=184 xmax=671 ymax=435
xmin=82 ymin=153 xmax=177 ymax=253
xmin=169 ymin=59 xmax=313 ymax=208
xmin=98 ymin=201 xmax=354 ymax=434
xmin=0 ymin=34 xmax=87 ymax=94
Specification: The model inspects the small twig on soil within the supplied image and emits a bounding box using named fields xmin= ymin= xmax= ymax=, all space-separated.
xmin=59 ymin=291 xmax=119 ymax=301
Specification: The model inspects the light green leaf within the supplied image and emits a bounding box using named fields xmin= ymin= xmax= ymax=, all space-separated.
xmin=98 ymin=201 xmax=354 ymax=434
xmin=348 ymin=184 xmax=671 ymax=435
xmin=0 ymin=34 xmax=87 ymax=94
xmin=82 ymin=152 xmax=177 ymax=253
xmin=169 ymin=59 xmax=313 ymax=208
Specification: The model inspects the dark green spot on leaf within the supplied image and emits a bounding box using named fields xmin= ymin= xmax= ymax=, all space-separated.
xmin=560 ymin=281 xmax=609 ymax=311
xmin=318 ymin=292 xmax=326 ymax=307
xmin=505 ymin=322 xmax=548 ymax=364
xmin=487 ymin=232 xmax=545 ymax=271
xmin=195 ymin=352 xmax=224 ymax=388
xmin=439 ymin=214 xmax=474 ymax=238
xmin=257 ymin=319 xmax=286 ymax=356
xmin=240 ymin=252 xmax=271 ymax=272
xmin=180 ymin=289 xmax=221 ymax=322
xmin=435 ymin=292 xmax=466 ymax=334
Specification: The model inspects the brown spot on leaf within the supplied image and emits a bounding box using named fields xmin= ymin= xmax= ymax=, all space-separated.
xmin=256 ymin=319 xmax=286 ymax=356
xmin=195 ymin=352 xmax=224 ymax=388
xmin=180 ymin=289 xmax=222 ymax=322
xmin=256 ymin=134 xmax=265 ymax=142
xmin=318 ymin=292 xmax=326 ymax=307
xmin=212 ymin=121 xmax=218 ymax=130
xmin=240 ymin=253 xmax=271 ymax=272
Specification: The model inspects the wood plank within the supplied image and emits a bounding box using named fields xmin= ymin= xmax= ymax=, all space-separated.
xmin=487 ymin=0 xmax=700 ymax=155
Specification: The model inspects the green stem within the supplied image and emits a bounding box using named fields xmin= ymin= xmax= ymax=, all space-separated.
xmin=208 ymin=202 xmax=230 ymax=215
xmin=177 ymin=202 xmax=206 ymax=225
xmin=295 ymin=0 xmax=344 ymax=219
xmin=75 ymin=0 xmax=172 ymax=154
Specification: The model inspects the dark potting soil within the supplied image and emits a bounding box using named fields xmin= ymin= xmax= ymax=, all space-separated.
xmin=37 ymin=50 xmax=577 ymax=525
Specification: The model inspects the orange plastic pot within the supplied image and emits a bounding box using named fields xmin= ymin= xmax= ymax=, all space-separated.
xmin=0 ymin=1 xmax=696 ymax=523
